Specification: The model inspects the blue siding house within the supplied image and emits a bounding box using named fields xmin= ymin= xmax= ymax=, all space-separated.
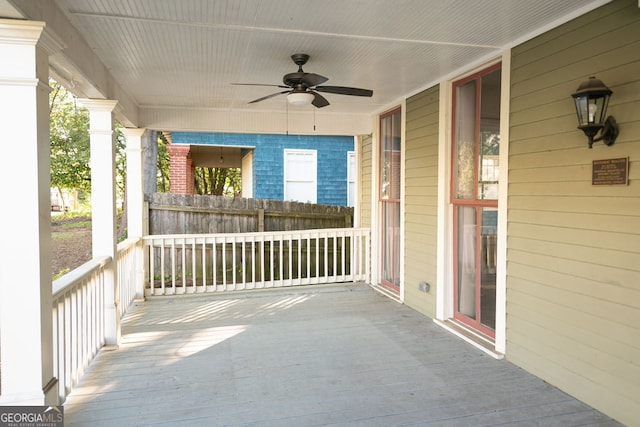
xmin=170 ymin=132 xmax=355 ymax=206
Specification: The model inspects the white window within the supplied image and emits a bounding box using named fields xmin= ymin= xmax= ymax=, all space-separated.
xmin=347 ymin=151 xmax=356 ymax=207
xmin=284 ymin=149 xmax=317 ymax=203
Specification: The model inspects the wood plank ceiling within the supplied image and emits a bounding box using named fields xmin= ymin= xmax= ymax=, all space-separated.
xmin=3 ymin=0 xmax=610 ymax=131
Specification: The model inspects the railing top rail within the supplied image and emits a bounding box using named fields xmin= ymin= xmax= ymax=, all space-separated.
xmin=117 ymin=236 xmax=142 ymax=252
xmin=142 ymin=227 xmax=370 ymax=242
xmin=52 ymin=256 xmax=111 ymax=297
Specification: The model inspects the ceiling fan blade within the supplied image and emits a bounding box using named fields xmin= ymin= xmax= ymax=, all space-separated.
xmin=311 ymin=92 xmax=330 ymax=108
xmin=248 ymin=90 xmax=290 ymax=104
xmin=314 ymin=85 xmax=373 ymax=97
xmin=233 ymin=83 xmax=289 ymax=89
xmin=302 ymin=73 xmax=329 ymax=88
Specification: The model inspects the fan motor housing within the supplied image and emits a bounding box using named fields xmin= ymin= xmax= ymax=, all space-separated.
xmin=283 ymin=72 xmax=305 ymax=87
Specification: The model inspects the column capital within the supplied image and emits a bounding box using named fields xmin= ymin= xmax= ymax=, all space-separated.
xmin=120 ymin=127 xmax=146 ymax=139
xmin=0 ymin=19 xmax=65 ymax=54
xmin=79 ymin=98 xmax=118 ymax=113
xmin=122 ymin=128 xmax=146 ymax=152
xmin=0 ymin=19 xmax=45 ymax=45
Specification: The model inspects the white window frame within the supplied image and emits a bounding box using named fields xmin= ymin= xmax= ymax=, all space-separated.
xmin=283 ymin=149 xmax=317 ymax=203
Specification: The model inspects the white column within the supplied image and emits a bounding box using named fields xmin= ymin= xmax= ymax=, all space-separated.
xmin=0 ymin=19 xmax=63 ymax=405
xmin=241 ymin=150 xmax=254 ymax=198
xmin=121 ymin=128 xmax=146 ymax=300
xmin=121 ymin=128 xmax=146 ymax=238
xmin=81 ymin=98 xmax=121 ymax=348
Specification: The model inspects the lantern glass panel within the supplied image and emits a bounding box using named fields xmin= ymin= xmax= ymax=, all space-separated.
xmin=575 ymin=96 xmax=588 ymax=126
xmin=591 ymin=95 xmax=606 ymax=125
xmin=598 ymin=94 xmax=610 ymax=124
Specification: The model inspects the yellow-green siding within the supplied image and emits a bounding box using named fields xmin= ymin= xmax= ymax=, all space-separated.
xmin=358 ymin=134 xmax=372 ymax=228
xmin=404 ymin=86 xmax=439 ymax=318
xmin=508 ymin=0 xmax=640 ymax=424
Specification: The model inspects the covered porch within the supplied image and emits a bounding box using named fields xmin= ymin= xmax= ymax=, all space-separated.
xmin=1 ymin=1 xmax=636 ymax=424
xmin=63 ymin=283 xmax=619 ymax=426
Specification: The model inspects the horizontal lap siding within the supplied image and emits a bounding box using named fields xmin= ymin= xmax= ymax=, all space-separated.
xmin=507 ymin=0 xmax=640 ymax=424
xmin=404 ymin=86 xmax=439 ymax=317
xmin=359 ymin=135 xmax=372 ymax=228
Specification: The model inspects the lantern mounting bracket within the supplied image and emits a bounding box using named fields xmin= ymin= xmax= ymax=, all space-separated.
xmin=580 ymin=116 xmax=619 ymax=148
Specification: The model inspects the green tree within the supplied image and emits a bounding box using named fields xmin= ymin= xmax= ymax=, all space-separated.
xmin=194 ymin=167 xmax=241 ymax=196
xmin=114 ymin=124 xmax=127 ymax=199
xmin=49 ymin=81 xmax=91 ymax=207
xmin=157 ymin=134 xmax=170 ymax=192
xmin=50 ymin=80 xmax=128 ymax=210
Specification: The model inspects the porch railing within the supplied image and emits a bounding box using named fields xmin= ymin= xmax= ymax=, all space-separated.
xmin=116 ymin=237 xmax=143 ymax=317
xmin=51 ymin=228 xmax=369 ymax=402
xmin=143 ymin=228 xmax=370 ymax=296
xmin=52 ymin=237 xmax=141 ymax=403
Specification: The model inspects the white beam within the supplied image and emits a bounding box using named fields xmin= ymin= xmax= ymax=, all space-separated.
xmin=139 ymin=106 xmax=373 ymax=136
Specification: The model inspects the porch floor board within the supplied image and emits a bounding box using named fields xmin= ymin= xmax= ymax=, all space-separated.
xmin=63 ymin=284 xmax=620 ymax=426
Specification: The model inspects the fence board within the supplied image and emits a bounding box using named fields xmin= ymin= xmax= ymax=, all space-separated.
xmin=147 ymin=193 xmax=353 ymax=234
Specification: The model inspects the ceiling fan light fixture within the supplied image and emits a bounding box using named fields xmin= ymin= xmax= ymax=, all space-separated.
xmin=235 ymin=54 xmax=372 ymax=109
xmin=287 ymin=91 xmax=314 ymax=106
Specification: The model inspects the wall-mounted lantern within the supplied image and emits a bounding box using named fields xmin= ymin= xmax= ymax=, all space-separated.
xmin=571 ymin=76 xmax=619 ymax=148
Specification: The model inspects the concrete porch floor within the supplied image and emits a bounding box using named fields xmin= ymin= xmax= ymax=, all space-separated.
xmin=63 ymin=284 xmax=621 ymax=426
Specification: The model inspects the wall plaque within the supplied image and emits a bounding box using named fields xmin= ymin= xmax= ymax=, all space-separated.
xmin=592 ymin=157 xmax=629 ymax=185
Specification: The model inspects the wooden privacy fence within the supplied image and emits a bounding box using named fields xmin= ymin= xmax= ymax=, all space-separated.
xmin=143 ymin=228 xmax=370 ymax=295
xmin=147 ymin=193 xmax=354 ymax=235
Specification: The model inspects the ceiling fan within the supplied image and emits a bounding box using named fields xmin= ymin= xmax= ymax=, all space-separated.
xmin=233 ymin=53 xmax=373 ymax=108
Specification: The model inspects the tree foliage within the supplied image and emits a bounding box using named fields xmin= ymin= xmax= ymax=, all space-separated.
xmin=49 ymin=79 xmax=241 ymax=203
xmin=49 ymin=81 xmax=91 ymax=193
xmin=49 ymin=80 xmax=128 ymax=209
xmin=157 ymin=134 xmax=171 ymax=193
xmin=194 ymin=167 xmax=241 ymax=196
xmin=114 ymin=125 xmax=127 ymax=199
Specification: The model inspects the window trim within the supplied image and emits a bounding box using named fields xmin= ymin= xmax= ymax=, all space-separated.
xmin=283 ymin=148 xmax=317 ymax=203
xmin=378 ymin=107 xmax=402 ymax=292
xmin=435 ymin=53 xmax=510 ymax=358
